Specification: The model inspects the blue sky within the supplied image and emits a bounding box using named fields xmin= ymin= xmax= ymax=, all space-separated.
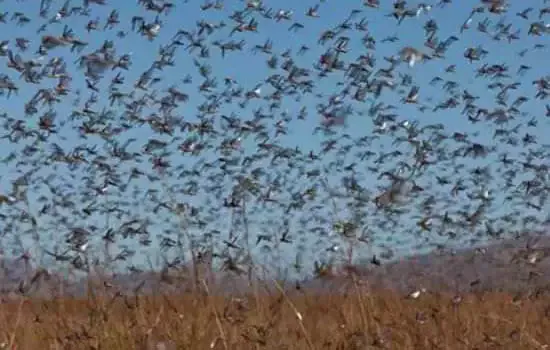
xmin=0 ymin=0 xmax=548 ymax=278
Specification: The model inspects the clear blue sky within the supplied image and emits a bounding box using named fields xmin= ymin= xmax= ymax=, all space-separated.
xmin=0 ymin=0 xmax=548 ymax=278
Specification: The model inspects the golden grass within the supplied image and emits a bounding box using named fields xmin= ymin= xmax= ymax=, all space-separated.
xmin=2 ymin=279 xmax=550 ymax=349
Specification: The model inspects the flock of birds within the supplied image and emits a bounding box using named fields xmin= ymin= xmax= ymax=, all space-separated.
xmin=0 ymin=0 xmax=548 ymax=283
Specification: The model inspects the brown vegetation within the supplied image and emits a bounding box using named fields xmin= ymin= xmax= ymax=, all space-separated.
xmin=3 ymin=234 xmax=550 ymax=349
xmin=1 ymin=278 xmax=550 ymax=349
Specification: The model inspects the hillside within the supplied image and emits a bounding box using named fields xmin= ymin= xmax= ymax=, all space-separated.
xmin=3 ymin=233 xmax=550 ymax=299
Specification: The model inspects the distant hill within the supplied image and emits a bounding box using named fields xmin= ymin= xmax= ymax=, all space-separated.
xmin=302 ymin=233 xmax=550 ymax=295
xmin=3 ymin=233 xmax=550 ymax=299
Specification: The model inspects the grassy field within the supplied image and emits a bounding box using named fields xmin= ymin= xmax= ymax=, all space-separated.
xmin=2 ymin=276 xmax=550 ymax=350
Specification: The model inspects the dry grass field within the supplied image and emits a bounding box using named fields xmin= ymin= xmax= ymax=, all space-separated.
xmin=1 ymin=282 xmax=550 ymax=350
xmin=2 ymin=234 xmax=550 ymax=349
